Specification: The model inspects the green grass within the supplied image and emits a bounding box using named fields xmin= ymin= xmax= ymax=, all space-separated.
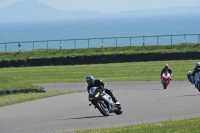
xmin=0 ymin=90 xmax=85 ymax=107
xmin=0 ymin=60 xmax=197 ymax=90
xmin=0 ymin=44 xmax=199 ymax=132
xmin=0 ymin=59 xmax=197 ymax=107
xmin=71 ymin=117 xmax=200 ymax=133
xmin=0 ymin=43 xmax=199 ymax=60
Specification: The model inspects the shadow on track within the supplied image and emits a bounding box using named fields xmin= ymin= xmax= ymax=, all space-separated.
xmin=59 ymin=115 xmax=110 ymax=120
xmin=177 ymin=94 xmax=200 ymax=97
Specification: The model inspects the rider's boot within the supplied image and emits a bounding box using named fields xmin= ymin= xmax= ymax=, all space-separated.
xmin=110 ymin=95 xmax=121 ymax=106
xmin=105 ymin=89 xmax=121 ymax=106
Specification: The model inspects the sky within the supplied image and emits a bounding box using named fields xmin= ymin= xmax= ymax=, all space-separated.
xmin=0 ymin=0 xmax=200 ymax=13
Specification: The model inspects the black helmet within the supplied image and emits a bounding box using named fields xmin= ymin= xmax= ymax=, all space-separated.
xmin=86 ymin=75 xmax=95 ymax=85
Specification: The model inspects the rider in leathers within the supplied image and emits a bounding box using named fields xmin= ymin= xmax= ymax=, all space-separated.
xmin=160 ymin=64 xmax=173 ymax=80
xmin=191 ymin=62 xmax=200 ymax=77
xmin=187 ymin=62 xmax=200 ymax=85
xmin=86 ymin=75 xmax=120 ymax=106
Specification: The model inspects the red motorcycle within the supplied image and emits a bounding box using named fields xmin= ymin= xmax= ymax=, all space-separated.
xmin=161 ymin=71 xmax=171 ymax=89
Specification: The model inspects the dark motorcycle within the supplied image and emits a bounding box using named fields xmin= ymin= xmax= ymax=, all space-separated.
xmin=187 ymin=70 xmax=195 ymax=84
xmin=194 ymin=72 xmax=200 ymax=92
xmin=88 ymin=87 xmax=123 ymax=116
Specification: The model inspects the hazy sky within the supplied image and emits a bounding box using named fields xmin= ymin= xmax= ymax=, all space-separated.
xmin=0 ymin=0 xmax=200 ymax=13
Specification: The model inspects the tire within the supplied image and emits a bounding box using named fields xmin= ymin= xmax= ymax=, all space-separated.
xmin=96 ymin=100 xmax=111 ymax=116
xmin=188 ymin=74 xmax=195 ymax=84
xmin=197 ymin=82 xmax=200 ymax=92
xmin=115 ymin=106 xmax=123 ymax=115
xmin=163 ymin=85 xmax=167 ymax=89
xmin=163 ymin=80 xmax=168 ymax=89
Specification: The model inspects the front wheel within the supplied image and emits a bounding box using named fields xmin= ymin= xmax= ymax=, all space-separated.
xmin=163 ymin=80 xmax=168 ymax=89
xmin=115 ymin=106 xmax=123 ymax=115
xmin=163 ymin=85 xmax=167 ymax=89
xmin=188 ymin=74 xmax=195 ymax=84
xmin=96 ymin=100 xmax=111 ymax=116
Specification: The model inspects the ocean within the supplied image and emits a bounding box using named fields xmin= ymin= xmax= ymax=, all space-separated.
xmin=0 ymin=14 xmax=200 ymax=52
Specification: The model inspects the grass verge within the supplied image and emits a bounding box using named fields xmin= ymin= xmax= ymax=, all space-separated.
xmin=0 ymin=60 xmax=197 ymax=106
xmin=0 ymin=44 xmax=199 ymax=60
xmin=71 ymin=117 xmax=200 ymax=133
xmin=0 ymin=90 xmax=85 ymax=107
xmin=0 ymin=60 xmax=197 ymax=90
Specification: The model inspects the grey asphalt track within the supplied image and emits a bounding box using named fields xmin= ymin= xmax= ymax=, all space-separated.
xmin=1 ymin=81 xmax=200 ymax=133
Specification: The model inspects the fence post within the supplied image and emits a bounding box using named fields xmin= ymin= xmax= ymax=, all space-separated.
xmin=130 ymin=37 xmax=132 ymax=46
xmin=60 ymin=40 xmax=62 ymax=51
xmin=5 ymin=43 xmax=7 ymax=53
xmin=88 ymin=39 xmax=89 ymax=49
xmin=198 ymin=34 xmax=200 ymax=44
xmin=33 ymin=41 xmax=34 ymax=52
xmin=116 ymin=37 xmax=118 ymax=47
xmin=183 ymin=34 xmax=186 ymax=44
xmin=18 ymin=42 xmax=21 ymax=53
xmin=46 ymin=41 xmax=48 ymax=51
xmin=74 ymin=39 xmax=76 ymax=49
xmin=170 ymin=35 xmax=173 ymax=46
xmin=157 ymin=36 xmax=159 ymax=46
xmin=143 ymin=36 xmax=145 ymax=46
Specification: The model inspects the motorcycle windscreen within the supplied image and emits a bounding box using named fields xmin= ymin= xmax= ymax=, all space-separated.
xmin=88 ymin=87 xmax=98 ymax=101
xmin=162 ymin=72 xmax=170 ymax=79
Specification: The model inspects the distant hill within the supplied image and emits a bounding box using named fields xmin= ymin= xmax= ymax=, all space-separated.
xmin=0 ymin=0 xmax=108 ymax=22
xmin=0 ymin=0 xmax=200 ymax=22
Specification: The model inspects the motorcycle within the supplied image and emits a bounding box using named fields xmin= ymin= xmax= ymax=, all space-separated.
xmin=88 ymin=87 xmax=123 ymax=116
xmin=195 ymin=72 xmax=200 ymax=92
xmin=187 ymin=70 xmax=195 ymax=84
xmin=161 ymin=71 xmax=171 ymax=89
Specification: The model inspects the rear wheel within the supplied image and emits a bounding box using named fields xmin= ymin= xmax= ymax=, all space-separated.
xmin=96 ymin=100 xmax=111 ymax=116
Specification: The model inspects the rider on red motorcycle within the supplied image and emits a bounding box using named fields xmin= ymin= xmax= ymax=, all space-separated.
xmin=160 ymin=64 xmax=173 ymax=80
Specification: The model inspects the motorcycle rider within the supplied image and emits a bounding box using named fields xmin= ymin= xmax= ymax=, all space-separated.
xmin=86 ymin=75 xmax=120 ymax=106
xmin=191 ymin=62 xmax=200 ymax=77
xmin=160 ymin=64 xmax=173 ymax=80
xmin=188 ymin=62 xmax=200 ymax=85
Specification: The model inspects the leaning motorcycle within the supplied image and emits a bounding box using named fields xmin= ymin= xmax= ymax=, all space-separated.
xmin=88 ymin=87 xmax=123 ymax=116
xmin=194 ymin=72 xmax=200 ymax=92
xmin=187 ymin=70 xmax=195 ymax=84
xmin=161 ymin=71 xmax=171 ymax=89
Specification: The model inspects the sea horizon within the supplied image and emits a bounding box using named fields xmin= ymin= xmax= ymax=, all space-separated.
xmin=0 ymin=14 xmax=200 ymax=52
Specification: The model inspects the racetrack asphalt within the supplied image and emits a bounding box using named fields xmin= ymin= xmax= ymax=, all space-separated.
xmin=0 ymin=81 xmax=200 ymax=133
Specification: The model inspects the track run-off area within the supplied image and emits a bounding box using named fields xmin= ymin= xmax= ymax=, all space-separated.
xmin=0 ymin=81 xmax=200 ymax=133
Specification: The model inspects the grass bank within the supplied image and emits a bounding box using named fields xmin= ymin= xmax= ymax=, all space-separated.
xmin=0 ymin=60 xmax=197 ymax=106
xmin=0 ymin=90 xmax=85 ymax=107
xmin=72 ymin=117 xmax=200 ymax=133
xmin=0 ymin=60 xmax=197 ymax=90
xmin=0 ymin=44 xmax=199 ymax=60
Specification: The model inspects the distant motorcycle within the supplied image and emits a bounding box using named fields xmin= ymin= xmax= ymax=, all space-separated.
xmin=88 ymin=87 xmax=123 ymax=116
xmin=195 ymin=72 xmax=200 ymax=92
xmin=161 ymin=71 xmax=171 ymax=89
xmin=187 ymin=70 xmax=195 ymax=84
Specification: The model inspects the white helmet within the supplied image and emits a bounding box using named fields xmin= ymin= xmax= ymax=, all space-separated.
xmin=196 ymin=62 xmax=200 ymax=68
